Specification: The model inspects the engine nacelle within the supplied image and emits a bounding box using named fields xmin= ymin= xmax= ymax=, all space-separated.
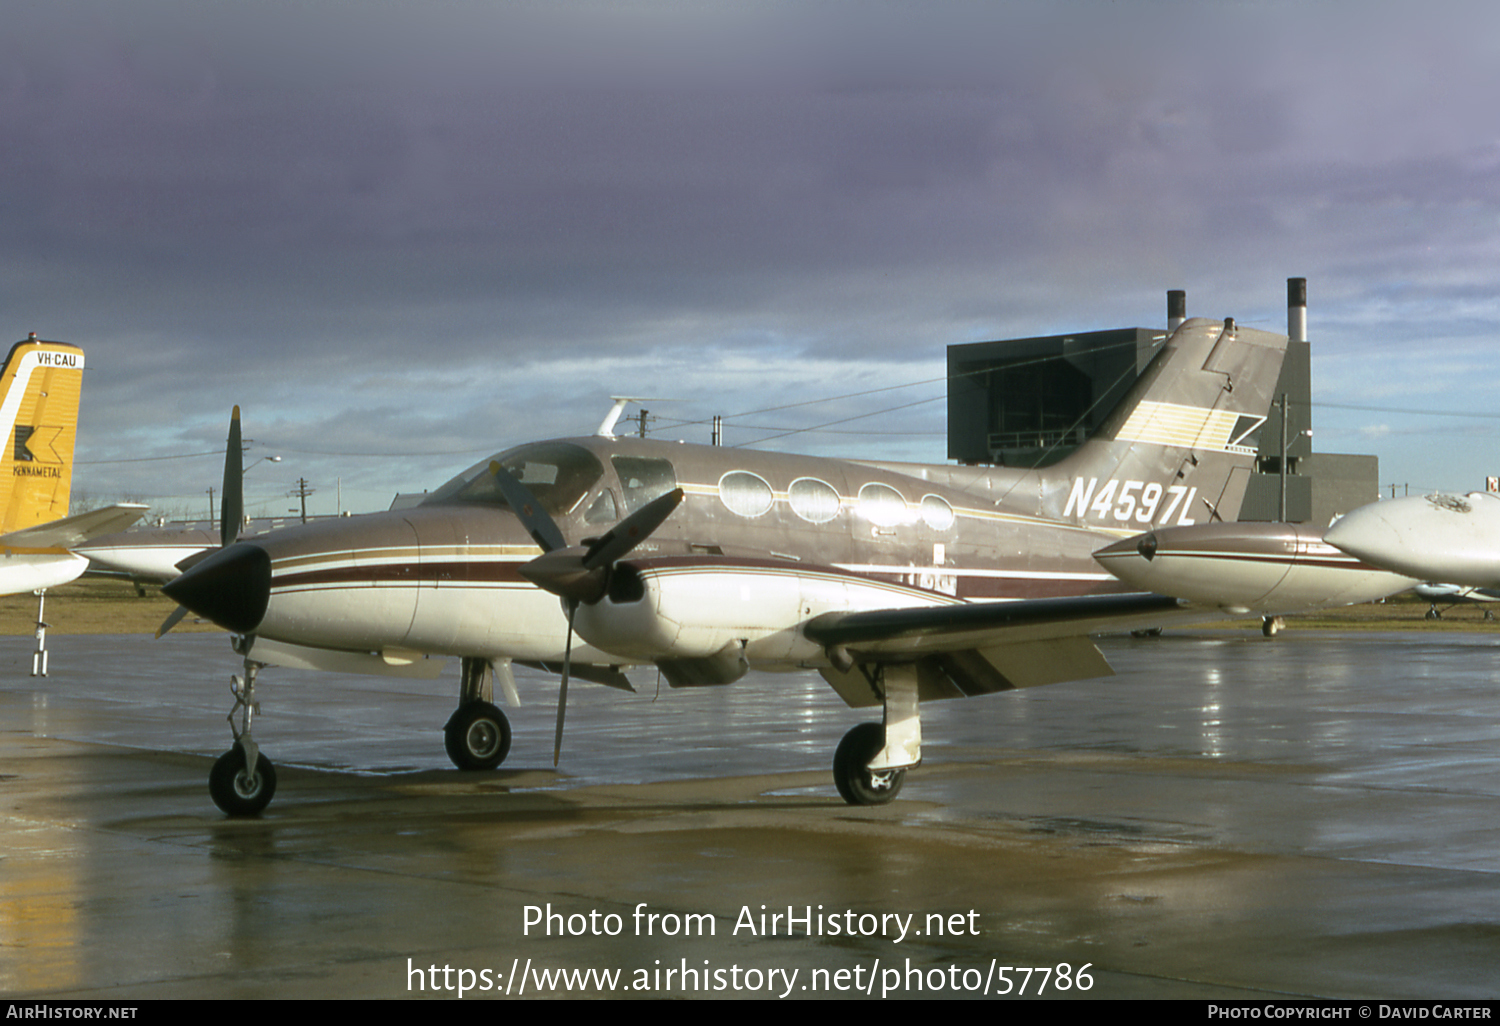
xmin=569 ymin=557 xmax=953 ymax=674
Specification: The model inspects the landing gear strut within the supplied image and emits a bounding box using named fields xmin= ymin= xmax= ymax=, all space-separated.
xmin=31 ymin=590 xmax=48 ymax=677
xmin=831 ymin=663 xmax=921 ymax=806
xmin=208 ymin=654 xmax=277 ymax=816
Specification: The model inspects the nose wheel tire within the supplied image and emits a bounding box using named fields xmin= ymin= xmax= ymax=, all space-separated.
xmin=209 ymin=742 xmax=277 ymax=817
xmin=444 ymin=701 xmax=512 ymax=770
xmin=833 ymin=722 xmax=905 ymax=806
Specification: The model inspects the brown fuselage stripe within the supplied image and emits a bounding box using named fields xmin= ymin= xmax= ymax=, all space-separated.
xmin=269 ymin=554 xmax=1129 ymax=602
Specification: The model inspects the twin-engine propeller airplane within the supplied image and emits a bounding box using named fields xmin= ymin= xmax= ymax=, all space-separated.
xmin=166 ymin=316 xmax=1307 ymax=815
xmin=0 ymin=334 xmax=146 ymax=673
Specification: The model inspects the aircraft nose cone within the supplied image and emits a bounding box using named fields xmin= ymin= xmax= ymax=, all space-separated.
xmin=1327 ymin=493 xmax=1500 ymax=587
xmin=162 ymin=543 xmax=271 ymax=634
xmin=1323 ymin=505 xmax=1403 ymax=566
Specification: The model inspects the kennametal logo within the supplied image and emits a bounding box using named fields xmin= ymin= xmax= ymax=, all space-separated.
xmin=13 ymin=426 xmax=62 ymax=477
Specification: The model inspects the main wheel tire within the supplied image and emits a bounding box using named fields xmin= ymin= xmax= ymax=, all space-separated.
xmin=833 ymin=722 xmax=905 ymax=806
xmin=444 ymin=700 xmax=512 ymax=770
xmin=209 ymin=743 xmax=277 ymax=817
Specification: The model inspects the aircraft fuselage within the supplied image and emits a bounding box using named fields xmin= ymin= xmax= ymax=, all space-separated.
xmin=171 ymin=434 xmax=1161 ymax=671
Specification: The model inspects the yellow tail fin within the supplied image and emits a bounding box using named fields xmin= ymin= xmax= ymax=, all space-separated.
xmin=0 ymin=334 xmax=85 ymax=534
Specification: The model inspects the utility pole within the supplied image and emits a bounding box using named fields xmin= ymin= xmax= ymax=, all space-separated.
xmin=289 ymin=478 xmax=315 ymax=523
xmin=1278 ymin=393 xmax=1289 ymax=522
xmin=711 ymin=415 xmax=722 ymax=446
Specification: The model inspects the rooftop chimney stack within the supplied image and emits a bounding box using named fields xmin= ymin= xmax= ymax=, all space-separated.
xmin=1287 ymin=277 xmax=1307 ymax=343
xmin=1167 ymin=290 xmax=1187 ymax=334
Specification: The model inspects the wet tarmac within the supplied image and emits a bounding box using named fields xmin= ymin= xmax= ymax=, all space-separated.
xmin=3 ymin=628 xmax=1500 ymax=999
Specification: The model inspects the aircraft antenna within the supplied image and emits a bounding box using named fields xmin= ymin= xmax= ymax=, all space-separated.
xmin=596 ymin=397 xmax=674 ymax=438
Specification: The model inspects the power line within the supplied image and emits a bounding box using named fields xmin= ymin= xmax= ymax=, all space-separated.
xmin=1312 ymin=401 xmax=1500 ymax=420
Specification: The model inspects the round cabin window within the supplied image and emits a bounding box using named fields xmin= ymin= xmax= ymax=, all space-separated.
xmin=789 ymin=477 xmax=841 ymax=524
xmin=719 ymin=471 xmax=774 ymax=518
xmin=921 ymin=494 xmax=956 ymax=531
xmin=857 ymin=482 xmax=909 ymax=528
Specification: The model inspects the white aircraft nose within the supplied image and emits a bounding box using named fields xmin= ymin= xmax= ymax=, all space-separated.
xmin=1325 ymin=493 xmax=1500 ymax=588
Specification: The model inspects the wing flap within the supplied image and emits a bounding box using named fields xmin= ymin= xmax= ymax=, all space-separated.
xmin=804 ymin=591 xmax=1187 ymax=656
xmin=818 ymin=635 xmax=1118 ymax=709
xmin=806 ymin=591 xmax=1209 ymax=710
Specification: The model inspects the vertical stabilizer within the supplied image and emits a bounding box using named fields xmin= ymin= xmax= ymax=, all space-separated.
xmin=1042 ymin=317 xmax=1287 ymax=527
xmin=0 ymin=335 xmax=85 ymax=533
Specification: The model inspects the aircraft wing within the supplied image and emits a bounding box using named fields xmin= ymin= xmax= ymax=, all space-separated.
xmin=805 ymin=591 xmax=1185 ymax=653
xmin=0 ymin=503 xmax=150 ymax=550
xmin=803 ymin=591 xmax=1196 ymax=706
xmin=604 ymin=554 xmax=1209 ymax=706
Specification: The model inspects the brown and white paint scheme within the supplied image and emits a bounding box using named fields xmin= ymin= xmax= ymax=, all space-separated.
xmin=167 ymin=317 xmax=1381 ymax=807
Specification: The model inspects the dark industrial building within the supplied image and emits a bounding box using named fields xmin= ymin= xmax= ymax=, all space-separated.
xmin=946 ymin=280 xmax=1378 ymax=525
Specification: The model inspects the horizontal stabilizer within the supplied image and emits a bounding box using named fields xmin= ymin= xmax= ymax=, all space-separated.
xmin=0 ymin=503 xmax=149 ymax=550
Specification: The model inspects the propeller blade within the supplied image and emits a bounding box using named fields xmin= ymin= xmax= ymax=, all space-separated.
xmin=157 ymin=407 xmax=244 ymax=644
xmin=583 ymin=488 xmax=684 ymax=570
xmin=155 ymin=604 xmax=190 ymax=639
xmin=502 ymin=480 xmax=682 ymax=754
xmin=221 ymin=406 xmax=244 ymax=547
xmin=488 ymin=462 xmax=567 ymax=553
xmin=518 ymin=489 xmax=685 ymax=604
xmin=554 ymin=600 xmax=576 ymax=766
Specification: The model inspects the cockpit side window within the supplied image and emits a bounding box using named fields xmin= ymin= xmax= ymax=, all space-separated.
xmin=610 ymin=456 xmax=678 ymax=514
xmin=584 ymin=489 xmax=618 ymax=524
xmin=421 ymin=442 xmax=605 ymax=517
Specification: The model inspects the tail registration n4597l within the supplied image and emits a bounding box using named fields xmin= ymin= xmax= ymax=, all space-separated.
xmin=1064 ymin=478 xmax=1198 ymax=527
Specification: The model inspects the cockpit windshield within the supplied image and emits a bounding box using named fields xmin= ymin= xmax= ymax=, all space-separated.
xmin=421 ymin=442 xmax=605 ymax=516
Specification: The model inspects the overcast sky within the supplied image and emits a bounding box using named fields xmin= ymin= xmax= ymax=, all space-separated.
xmin=6 ymin=0 xmax=1500 ymax=518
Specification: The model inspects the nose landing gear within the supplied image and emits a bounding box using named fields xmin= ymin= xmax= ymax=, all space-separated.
xmin=208 ymin=655 xmax=277 ymax=816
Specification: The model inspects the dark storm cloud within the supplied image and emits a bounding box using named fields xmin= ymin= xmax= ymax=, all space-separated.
xmin=5 ymin=1 xmax=1500 ymax=507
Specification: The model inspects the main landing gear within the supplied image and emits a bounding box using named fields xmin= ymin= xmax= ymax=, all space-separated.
xmin=444 ymin=702 xmax=512 ymax=770
xmin=830 ymin=663 xmax=922 ymax=806
xmin=444 ymin=656 xmax=513 ymax=771
xmin=833 ymin=723 xmax=905 ymax=804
